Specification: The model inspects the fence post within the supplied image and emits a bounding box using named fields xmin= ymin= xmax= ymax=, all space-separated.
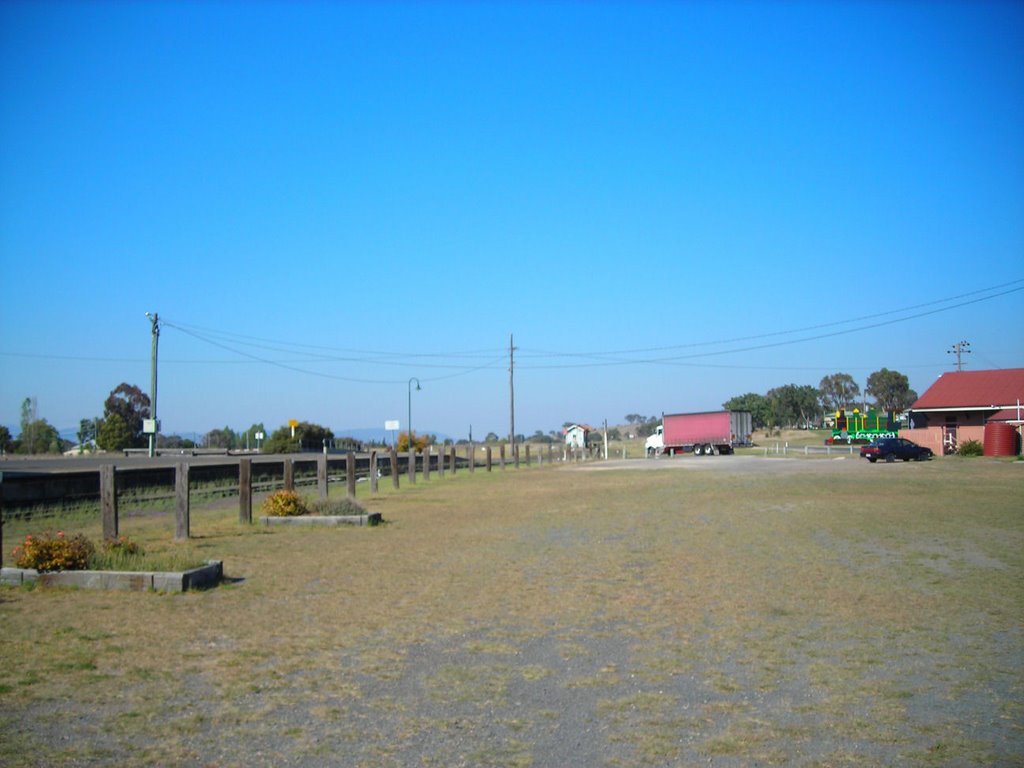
xmin=391 ymin=447 xmax=400 ymax=489
xmin=500 ymin=444 xmax=506 ymax=470
xmin=370 ymin=450 xmax=379 ymax=493
xmin=438 ymin=446 xmax=445 ymax=478
xmin=284 ymin=458 xmax=294 ymax=491
xmin=514 ymin=444 xmax=520 ymax=469
xmin=347 ymin=451 xmax=356 ymax=498
xmin=239 ymin=458 xmax=252 ymax=524
xmin=548 ymin=443 xmax=554 ymax=463
xmin=175 ymin=462 xmax=190 ymax=541
xmin=486 ymin=446 xmax=493 ymax=471
xmin=450 ymin=446 xmax=457 ymax=475
xmin=525 ymin=444 xmax=531 ymax=467
xmin=423 ymin=449 xmax=431 ymax=481
xmin=101 ymin=464 xmax=118 ymax=540
xmin=408 ymin=450 xmax=416 ymax=484
xmin=318 ymin=454 xmax=328 ymax=500
xmin=468 ymin=444 xmax=475 ymax=473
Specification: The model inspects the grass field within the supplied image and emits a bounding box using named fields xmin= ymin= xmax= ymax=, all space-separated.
xmin=1 ymin=454 xmax=1022 ymax=767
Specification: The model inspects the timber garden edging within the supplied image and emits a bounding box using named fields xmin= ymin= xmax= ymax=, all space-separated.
xmin=0 ymin=560 xmax=223 ymax=593
xmin=259 ymin=513 xmax=382 ymax=527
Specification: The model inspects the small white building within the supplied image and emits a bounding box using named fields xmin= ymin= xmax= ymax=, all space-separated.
xmin=563 ymin=424 xmax=593 ymax=448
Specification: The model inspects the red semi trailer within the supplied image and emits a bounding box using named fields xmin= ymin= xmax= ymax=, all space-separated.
xmin=645 ymin=410 xmax=753 ymax=456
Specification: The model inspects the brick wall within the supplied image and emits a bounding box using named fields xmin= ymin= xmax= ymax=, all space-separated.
xmin=900 ymin=426 xmax=985 ymax=455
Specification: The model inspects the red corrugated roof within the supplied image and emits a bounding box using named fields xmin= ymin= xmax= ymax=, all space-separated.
xmin=989 ymin=408 xmax=1024 ymax=422
xmin=912 ymin=369 xmax=1024 ymax=410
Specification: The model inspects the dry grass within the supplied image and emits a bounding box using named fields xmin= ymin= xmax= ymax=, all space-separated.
xmin=1 ymin=457 xmax=1022 ymax=766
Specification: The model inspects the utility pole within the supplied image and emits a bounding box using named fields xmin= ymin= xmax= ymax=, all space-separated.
xmin=146 ymin=313 xmax=160 ymax=458
xmin=509 ymin=333 xmax=517 ymax=457
xmin=947 ymin=340 xmax=971 ymax=372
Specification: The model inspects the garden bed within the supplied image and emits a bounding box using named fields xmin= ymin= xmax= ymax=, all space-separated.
xmin=0 ymin=560 xmax=223 ymax=592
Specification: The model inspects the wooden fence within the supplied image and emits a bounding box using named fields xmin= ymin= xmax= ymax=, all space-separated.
xmin=2 ymin=443 xmax=594 ymax=550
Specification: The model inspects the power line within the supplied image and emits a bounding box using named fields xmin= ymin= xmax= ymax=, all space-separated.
xmin=160 ymin=277 xmax=1020 ymax=373
xmin=161 ymin=318 xmax=505 ymax=360
xmin=162 ymin=322 xmax=507 ymax=384
xmin=519 ymin=277 xmax=1024 ymax=361
xmin=1 ymin=277 xmax=1019 ymax=377
xmin=0 ymin=348 xmax=958 ymax=373
xmin=517 ymin=283 xmax=1024 ymax=369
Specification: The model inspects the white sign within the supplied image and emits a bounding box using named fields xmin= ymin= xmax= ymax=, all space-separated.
xmin=385 ymin=420 xmax=400 ymax=431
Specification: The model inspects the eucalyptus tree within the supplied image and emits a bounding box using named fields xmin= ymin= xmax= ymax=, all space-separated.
xmin=818 ymin=373 xmax=861 ymax=413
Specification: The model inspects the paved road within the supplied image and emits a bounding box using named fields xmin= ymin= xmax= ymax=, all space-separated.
xmin=572 ymin=454 xmax=869 ymax=474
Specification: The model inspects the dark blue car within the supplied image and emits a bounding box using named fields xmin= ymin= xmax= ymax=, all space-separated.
xmin=860 ymin=437 xmax=933 ymax=463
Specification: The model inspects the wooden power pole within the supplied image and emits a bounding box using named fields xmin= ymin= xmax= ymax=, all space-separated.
xmin=948 ymin=340 xmax=971 ymax=372
xmin=509 ymin=334 xmax=517 ymax=455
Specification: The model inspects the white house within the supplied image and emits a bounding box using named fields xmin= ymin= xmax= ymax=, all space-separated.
xmin=563 ymin=424 xmax=593 ymax=448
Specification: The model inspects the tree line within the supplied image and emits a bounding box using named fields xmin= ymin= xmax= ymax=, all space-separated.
xmin=1 ymin=369 xmax=919 ymax=456
xmin=722 ymin=369 xmax=917 ymax=431
xmin=0 ymin=397 xmax=64 ymax=455
xmin=0 ymin=382 xmax=444 ymax=456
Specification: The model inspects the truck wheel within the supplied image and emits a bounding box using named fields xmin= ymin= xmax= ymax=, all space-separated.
xmin=693 ymin=444 xmax=703 ymax=456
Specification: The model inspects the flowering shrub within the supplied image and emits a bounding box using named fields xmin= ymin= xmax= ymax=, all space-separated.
xmin=12 ymin=531 xmax=95 ymax=572
xmin=261 ymin=490 xmax=308 ymax=517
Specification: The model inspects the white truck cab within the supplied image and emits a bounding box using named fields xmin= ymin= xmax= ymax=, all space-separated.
xmin=645 ymin=425 xmax=664 ymax=456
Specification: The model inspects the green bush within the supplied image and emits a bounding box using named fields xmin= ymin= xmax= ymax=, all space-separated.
xmin=261 ymin=490 xmax=308 ymax=517
xmin=958 ymin=439 xmax=984 ymax=457
xmin=310 ymin=497 xmax=367 ymax=516
xmin=104 ymin=535 xmax=143 ymax=556
xmin=89 ymin=535 xmax=146 ymax=571
xmin=13 ymin=531 xmax=95 ymax=572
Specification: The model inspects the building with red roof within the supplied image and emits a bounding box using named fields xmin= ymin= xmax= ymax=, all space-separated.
xmin=904 ymin=369 xmax=1024 ymax=455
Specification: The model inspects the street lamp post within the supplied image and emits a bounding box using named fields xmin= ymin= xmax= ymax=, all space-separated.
xmin=407 ymin=377 xmax=421 ymax=455
xmin=146 ymin=312 xmax=160 ymax=458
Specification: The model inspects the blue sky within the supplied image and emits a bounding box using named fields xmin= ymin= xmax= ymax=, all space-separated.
xmin=1 ymin=0 xmax=1022 ymax=441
